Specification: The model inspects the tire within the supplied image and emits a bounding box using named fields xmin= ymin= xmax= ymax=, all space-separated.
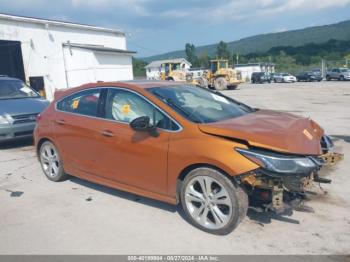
xmin=326 ymin=75 xmax=331 ymax=81
xmin=166 ymin=77 xmax=174 ymax=81
xmin=39 ymin=141 xmax=68 ymax=182
xmin=214 ymin=77 xmax=227 ymax=90
xmin=180 ymin=167 xmax=248 ymax=235
xmin=197 ymin=77 xmax=209 ymax=88
xmin=340 ymin=75 xmax=345 ymax=81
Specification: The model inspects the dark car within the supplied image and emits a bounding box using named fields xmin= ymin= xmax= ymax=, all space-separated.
xmin=296 ymin=72 xmax=323 ymax=82
xmin=251 ymin=72 xmax=271 ymax=84
xmin=0 ymin=76 xmax=49 ymax=142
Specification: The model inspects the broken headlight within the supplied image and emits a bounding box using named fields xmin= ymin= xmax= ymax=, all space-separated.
xmin=236 ymin=148 xmax=317 ymax=175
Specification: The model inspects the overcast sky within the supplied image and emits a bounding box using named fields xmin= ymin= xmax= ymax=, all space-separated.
xmin=1 ymin=0 xmax=350 ymax=57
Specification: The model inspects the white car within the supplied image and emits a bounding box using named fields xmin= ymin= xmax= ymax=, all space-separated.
xmin=274 ymin=73 xmax=297 ymax=83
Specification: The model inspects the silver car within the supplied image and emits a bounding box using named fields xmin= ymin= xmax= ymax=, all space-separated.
xmin=0 ymin=76 xmax=49 ymax=142
xmin=326 ymin=68 xmax=350 ymax=81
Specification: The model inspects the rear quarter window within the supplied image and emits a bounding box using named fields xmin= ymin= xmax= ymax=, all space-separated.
xmin=56 ymin=89 xmax=101 ymax=117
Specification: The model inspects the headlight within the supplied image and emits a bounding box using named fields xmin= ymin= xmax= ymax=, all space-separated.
xmin=236 ymin=148 xmax=317 ymax=175
xmin=0 ymin=114 xmax=14 ymax=125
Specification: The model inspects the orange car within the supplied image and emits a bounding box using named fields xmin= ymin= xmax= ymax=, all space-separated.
xmin=34 ymin=81 xmax=343 ymax=235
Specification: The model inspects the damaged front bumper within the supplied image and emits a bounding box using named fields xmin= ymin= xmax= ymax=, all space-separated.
xmin=237 ymin=136 xmax=344 ymax=212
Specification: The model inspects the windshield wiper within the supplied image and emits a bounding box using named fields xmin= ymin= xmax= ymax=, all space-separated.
xmin=152 ymin=91 xmax=204 ymax=123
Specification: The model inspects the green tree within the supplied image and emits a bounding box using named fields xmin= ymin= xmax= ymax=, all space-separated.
xmin=216 ymin=41 xmax=231 ymax=59
xmin=198 ymin=52 xmax=210 ymax=68
xmin=132 ymin=57 xmax=147 ymax=77
xmin=185 ymin=43 xmax=199 ymax=67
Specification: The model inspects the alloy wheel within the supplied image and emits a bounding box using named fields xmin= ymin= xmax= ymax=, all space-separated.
xmin=40 ymin=143 xmax=60 ymax=178
xmin=184 ymin=175 xmax=233 ymax=230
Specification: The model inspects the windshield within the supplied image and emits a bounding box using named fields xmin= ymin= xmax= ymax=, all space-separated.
xmin=0 ymin=80 xmax=39 ymax=99
xmin=148 ymin=85 xmax=253 ymax=124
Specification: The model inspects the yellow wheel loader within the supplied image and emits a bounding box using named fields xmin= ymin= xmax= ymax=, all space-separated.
xmin=160 ymin=62 xmax=187 ymax=82
xmin=193 ymin=59 xmax=243 ymax=90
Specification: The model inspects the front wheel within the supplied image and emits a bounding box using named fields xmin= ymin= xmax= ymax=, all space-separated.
xmin=214 ymin=77 xmax=228 ymax=90
xmin=340 ymin=76 xmax=345 ymax=81
xmin=180 ymin=167 xmax=248 ymax=235
xmin=39 ymin=141 xmax=68 ymax=182
xmin=197 ymin=77 xmax=209 ymax=88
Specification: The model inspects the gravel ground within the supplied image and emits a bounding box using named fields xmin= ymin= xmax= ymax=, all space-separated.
xmin=0 ymin=81 xmax=349 ymax=255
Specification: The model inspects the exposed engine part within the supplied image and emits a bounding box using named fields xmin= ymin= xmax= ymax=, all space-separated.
xmin=320 ymin=152 xmax=344 ymax=166
xmin=313 ymin=173 xmax=332 ymax=184
xmin=282 ymin=173 xmax=314 ymax=192
xmin=271 ymin=185 xmax=284 ymax=210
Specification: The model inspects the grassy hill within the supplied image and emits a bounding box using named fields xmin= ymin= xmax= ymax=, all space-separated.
xmin=142 ymin=19 xmax=350 ymax=62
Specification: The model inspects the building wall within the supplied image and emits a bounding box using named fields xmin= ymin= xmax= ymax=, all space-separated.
xmin=236 ymin=65 xmax=275 ymax=82
xmin=0 ymin=17 xmax=132 ymax=100
xmin=236 ymin=65 xmax=261 ymax=82
xmin=63 ymin=47 xmax=133 ymax=87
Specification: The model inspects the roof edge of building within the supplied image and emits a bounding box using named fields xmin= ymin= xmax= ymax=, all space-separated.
xmin=0 ymin=13 xmax=125 ymax=35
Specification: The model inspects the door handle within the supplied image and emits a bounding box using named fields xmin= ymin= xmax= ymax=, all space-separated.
xmin=55 ymin=119 xmax=66 ymax=125
xmin=101 ymin=130 xmax=115 ymax=137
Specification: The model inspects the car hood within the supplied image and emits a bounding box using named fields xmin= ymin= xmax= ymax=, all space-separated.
xmin=198 ymin=109 xmax=324 ymax=155
xmin=0 ymin=97 xmax=50 ymax=116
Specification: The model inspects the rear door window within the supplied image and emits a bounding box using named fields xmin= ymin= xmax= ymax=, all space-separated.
xmin=57 ymin=89 xmax=102 ymax=117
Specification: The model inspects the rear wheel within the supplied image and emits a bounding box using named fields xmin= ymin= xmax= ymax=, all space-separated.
xmin=340 ymin=75 xmax=345 ymax=81
xmin=214 ymin=77 xmax=227 ymax=90
xmin=39 ymin=141 xmax=67 ymax=182
xmin=180 ymin=167 xmax=248 ymax=235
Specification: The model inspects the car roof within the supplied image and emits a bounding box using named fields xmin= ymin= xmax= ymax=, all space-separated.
xmin=53 ymin=80 xmax=188 ymax=100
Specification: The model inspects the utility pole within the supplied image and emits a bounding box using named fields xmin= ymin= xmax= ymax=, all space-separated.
xmin=231 ymin=46 xmax=234 ymax=68
xmin=321 ymin=59 xmax=325 ymax=78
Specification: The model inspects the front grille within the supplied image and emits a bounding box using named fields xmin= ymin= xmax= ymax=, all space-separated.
xmin=12 ymin=113 xmax=38 ymax=124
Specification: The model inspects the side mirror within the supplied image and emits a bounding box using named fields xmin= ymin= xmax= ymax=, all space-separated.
xmin=130 ymin=116 xmax=159 ymax=137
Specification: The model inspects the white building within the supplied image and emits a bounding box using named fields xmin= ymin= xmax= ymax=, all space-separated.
xmin=145 ymin=58 xmax=191 ymax=80
xmin=234 ymin=63 xmax=275 ymax=82
xmin=0 ymin=13 xmax=135 ymax=100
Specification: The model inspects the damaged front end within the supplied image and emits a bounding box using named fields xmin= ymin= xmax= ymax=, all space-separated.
xmin=236 ymin=135 xmax=344 ymax=212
